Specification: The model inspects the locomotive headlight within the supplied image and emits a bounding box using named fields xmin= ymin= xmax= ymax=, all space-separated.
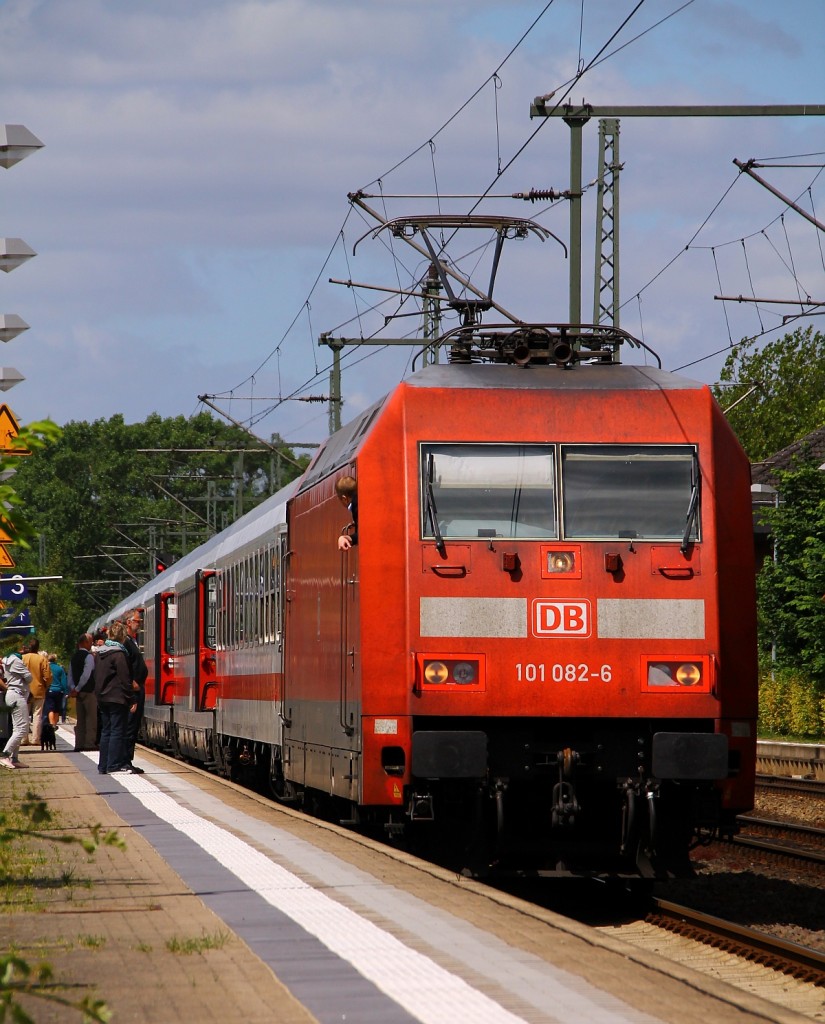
xmin=419 ymin=656 xmax=484 ymax=689
xmin=644 ymin=657 xmax=709 ymax=692
xmin=675 ymin=663 xmax=702 ymax=686
xmin=424 ymin=661 xmax=449 ymax=685
xmin=547 ymin=550 xmax=576 ymax=573
xmin=452 ymin=662 xmax=476 ymax=684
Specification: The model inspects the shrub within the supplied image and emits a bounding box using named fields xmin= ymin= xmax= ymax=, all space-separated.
xmin=758 ymin=665 xmax=823 ymax=738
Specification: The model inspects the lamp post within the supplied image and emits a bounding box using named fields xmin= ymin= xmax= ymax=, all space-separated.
xmin=0 ymin=125 xmax=43 ymax=169
xmin=0 ymin=314 xmax=28 ymax=344
xmin=0 ymin=237 xmax=35 ymax=273
xmin=0 ymin=368 xmax=25 ymax=391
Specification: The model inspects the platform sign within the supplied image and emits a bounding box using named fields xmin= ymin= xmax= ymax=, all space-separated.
xmin=0 ymin=522 xmax=17 ymax=569
xmin=0 ymin=607 xmax=31 ymax=635
xmin=0 ymin=574 xmax=26 ymax=599
xmin=0 ymin=404 xmax=31 ymax=456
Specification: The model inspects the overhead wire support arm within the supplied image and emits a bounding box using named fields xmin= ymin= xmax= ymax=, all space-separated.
xmin=329 ymin=277 xmax=433 ymax=301
xmin=95 ymin=548 xmax=144 ymax=587
xmin=149 ymin=478 xmax=211 ymax=528
xmin=733 ymin=158 xmax=825 ymax=233
xmin=197 ymin=394 xmax=304 ymax=469
xmin=714 ymin=295 xmax=824 ymax=306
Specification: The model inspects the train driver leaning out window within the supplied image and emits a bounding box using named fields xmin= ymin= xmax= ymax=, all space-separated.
xmin=336 ymin=475 xmax=358 ymax=551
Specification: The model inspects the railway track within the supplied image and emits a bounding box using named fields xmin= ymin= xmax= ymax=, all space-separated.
xmin=735 ymin=815 xmax=825 ymax=866
xmin=648 ymin=898 xmax=825 ymax=985
xmin=756 ymin=773 xmax=825 ymax=797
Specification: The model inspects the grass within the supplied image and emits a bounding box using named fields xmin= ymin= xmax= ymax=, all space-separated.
xmin=165 ymin=929 xmax=231 ymax=954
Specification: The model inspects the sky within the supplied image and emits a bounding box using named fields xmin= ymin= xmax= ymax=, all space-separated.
xmin=1 ymin=0 xmax=823 ymax=451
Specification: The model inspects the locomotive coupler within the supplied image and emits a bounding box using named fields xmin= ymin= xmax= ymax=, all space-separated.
xmin=551 ymin=780 xmax=578 ymax=827
xmin=550 ymin=747 xmax=580 ymax=827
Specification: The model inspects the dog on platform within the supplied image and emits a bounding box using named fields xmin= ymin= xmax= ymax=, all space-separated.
xmin=41 ymin=722 xmax=57 ymax=751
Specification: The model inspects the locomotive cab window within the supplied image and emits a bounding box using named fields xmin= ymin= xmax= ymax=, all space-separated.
xmin=561 ymin=445 xmax=699 ymax=542
xmin=420 ymin=444 xmax=557 ymax=540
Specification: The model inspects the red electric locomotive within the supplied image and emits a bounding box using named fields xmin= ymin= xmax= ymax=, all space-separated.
xmin=282 ymin=322 xmax=757 ymax=877
xmin=96 ymin=322 xmax=757 ymax=880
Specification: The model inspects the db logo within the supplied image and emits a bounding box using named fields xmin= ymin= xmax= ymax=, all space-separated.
xmin=532 ymin=599 xmax=591 ymax=637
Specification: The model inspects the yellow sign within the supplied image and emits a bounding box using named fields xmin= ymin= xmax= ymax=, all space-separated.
xmin=0 ymin=405 xmax=31 ymax=456
xmin=0 ymin=546 xmax=16 ymax=568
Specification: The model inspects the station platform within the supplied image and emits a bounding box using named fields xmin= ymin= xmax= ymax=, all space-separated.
xmin=0 ymin=727 xmax=815 ymax=1024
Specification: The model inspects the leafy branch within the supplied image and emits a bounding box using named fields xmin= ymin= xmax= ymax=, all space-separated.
xmin=0 ymin=419 xmax=62 ymax=550
xmin=0 ymin=956 xmax=111 ymax=1024
xmin=0 ymin=791 xmax=125 ymax=855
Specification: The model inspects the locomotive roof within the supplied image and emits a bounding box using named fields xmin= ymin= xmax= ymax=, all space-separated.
xmin=298 ymin=361 xmax=707 ymax=494
xmin=403 ymin=361 xmax=705 ymax=392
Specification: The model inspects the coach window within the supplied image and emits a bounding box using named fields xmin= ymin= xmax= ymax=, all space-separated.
xmin=178 ymin=587 xmax=195 ymax=657
xmin=163 ymin=596 xmax=176 ymax=655
xmin=420 ymin=444 xmax=557 ymax=540
xmin=561 ymin=444 xmax=699 ymax=541
xmin=234 ymin=561 xmax=243 ymax=647
xmin=204 ymin=575 xmax=217 ymax=650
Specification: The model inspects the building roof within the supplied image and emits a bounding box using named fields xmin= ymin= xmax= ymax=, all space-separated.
xmin=751 ymin=426 xmax=825 ymax=487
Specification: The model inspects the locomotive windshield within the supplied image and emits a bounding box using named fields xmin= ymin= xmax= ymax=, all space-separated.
xmin=419 ymin=442 xmax=699 ymax=543
xmin=561 ymin=445 xmax=699 ymax=541
xmin=420 ymin=444 xmax=557 ymax=540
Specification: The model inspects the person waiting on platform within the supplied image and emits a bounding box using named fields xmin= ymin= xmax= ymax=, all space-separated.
xmin=335 ymin=474 xmax=358 ymax=551
xmin=0 ymin=649 xmax=33 ymax=769
xmin=94 ymin=621 xmax=137 ymax=775
xmin=23 ymin=637 xmax=52 ymax=746
xmin=69 ymin=633 xmax=97 ymax=752
xmin=44 ymin=653 xmax=69 ymax=728
xmin=121 ymin=611 xmax=148 ymax=774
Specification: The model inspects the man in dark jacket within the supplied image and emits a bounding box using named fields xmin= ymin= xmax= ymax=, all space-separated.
xmin=122 ymin=611 xmax=148 ymax=773
xmin=94 ymin=621 xmax=137 ymax=775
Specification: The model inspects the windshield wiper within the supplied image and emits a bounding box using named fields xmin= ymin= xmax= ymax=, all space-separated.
xmin=425 ymin=453 xmax=447 ymax=558
xmin=680 ymin=451 xmax=700 ymax=554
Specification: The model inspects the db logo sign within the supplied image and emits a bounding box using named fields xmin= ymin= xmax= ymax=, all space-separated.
xmin=532 ymin=599 xmax=591 ymax=637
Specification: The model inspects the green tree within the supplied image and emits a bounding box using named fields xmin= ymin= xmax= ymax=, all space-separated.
xmin=712 ymin=326 xmax=825 ymax=461
xmin=757 ymin=455 xmax=825 ymax=688
xmin=0 ymin=420 xmax=62 ymax=656
xmin=9 ymin=413 xmax=307 ymax=652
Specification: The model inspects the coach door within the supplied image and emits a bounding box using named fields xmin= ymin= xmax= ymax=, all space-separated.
xmin=197 ymin=570 xmax=217 ymax=710
xmin=157 ymin=591 xmax=177 ymax=705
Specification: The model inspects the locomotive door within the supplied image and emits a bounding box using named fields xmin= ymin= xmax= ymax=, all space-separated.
xmin=339 ymin=547 xmax=357 ymax=740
